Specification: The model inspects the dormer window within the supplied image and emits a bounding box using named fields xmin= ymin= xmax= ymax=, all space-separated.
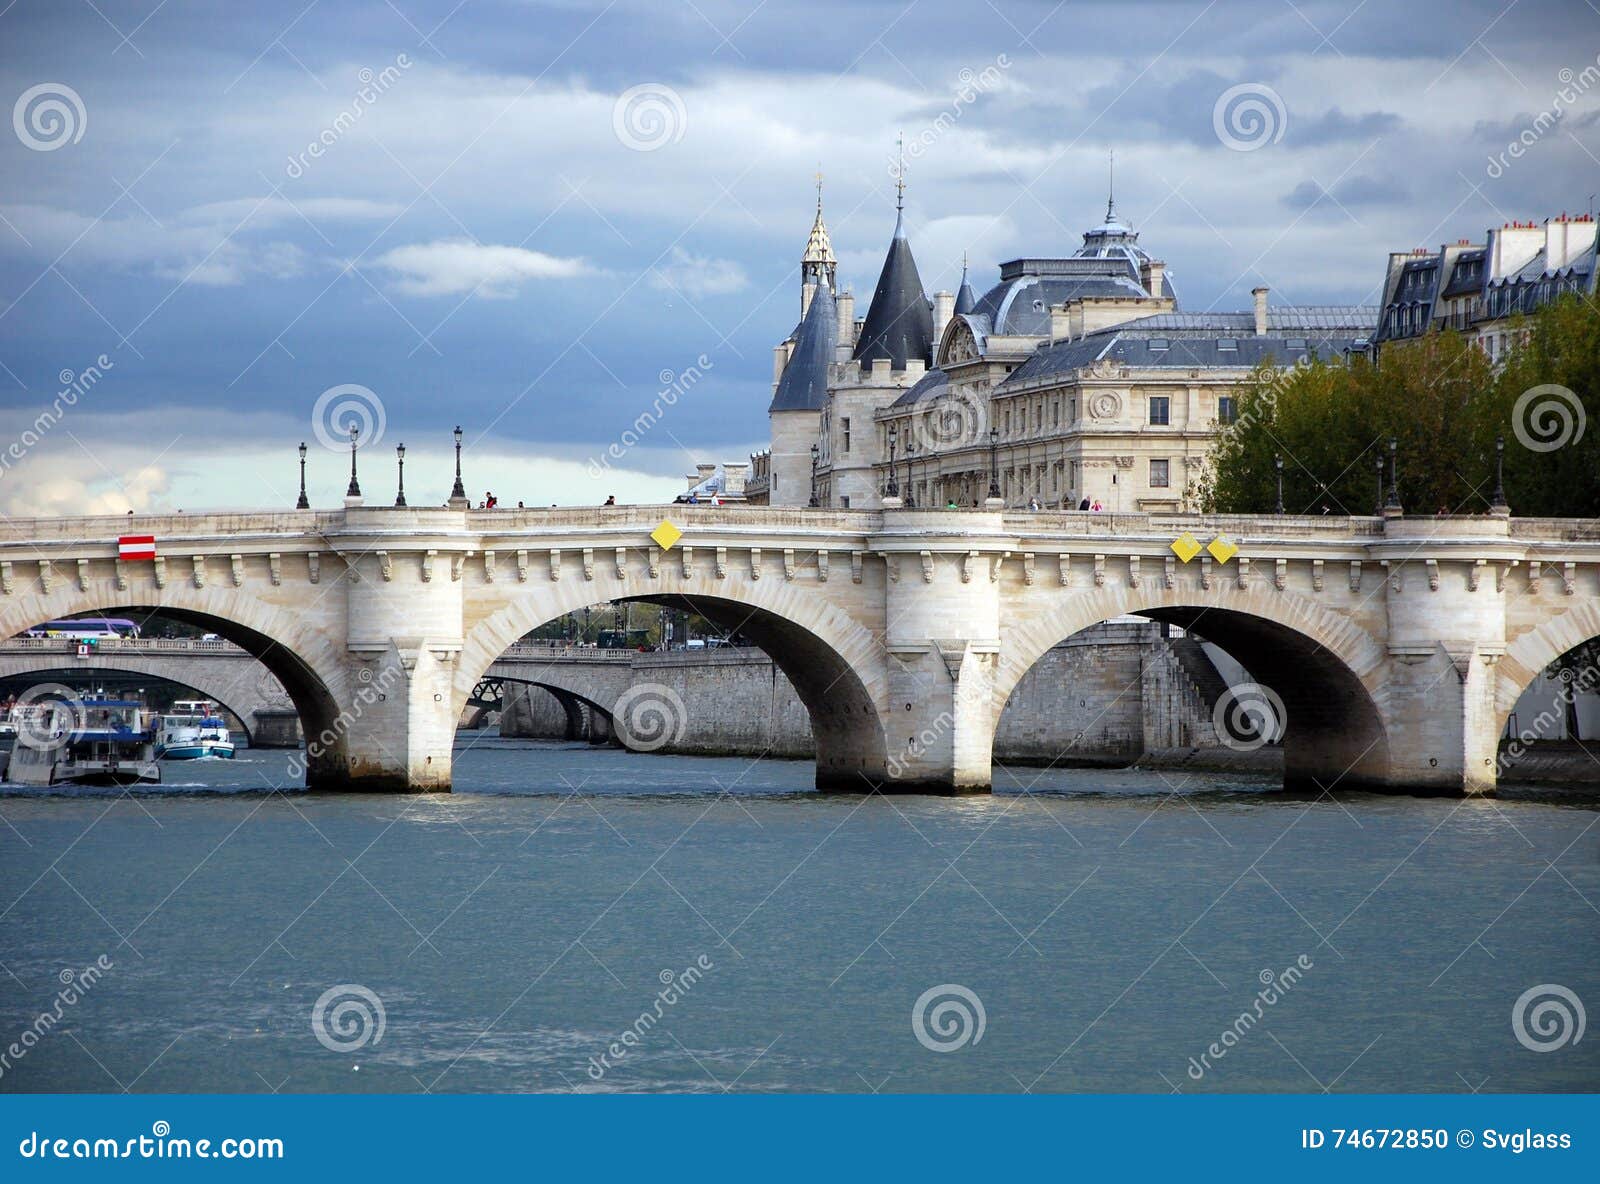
xmin=1148 ymin=337 xmax=1169 ymax=351
xmin=1216 ymin=338 xmax=1237 ymax=351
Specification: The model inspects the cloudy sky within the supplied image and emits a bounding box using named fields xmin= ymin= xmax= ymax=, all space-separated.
xmin=0 ymin=0 xmax=1595 ymax=514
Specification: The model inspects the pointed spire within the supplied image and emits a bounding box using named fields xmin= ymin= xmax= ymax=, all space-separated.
xmin=801 ymin=166 xmax=836 ymax=311
xmin=1105 ymin=148 xmax=1116 ymax=223
xmin=954 ymin=250 xmax=977 ymax=316
xmin=854 ymin=146 xmax=934 ymax=371
xmin=893 ymin=132 xmax=907 ymax=237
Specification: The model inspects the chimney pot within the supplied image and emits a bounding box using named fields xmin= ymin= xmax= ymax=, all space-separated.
xmin=1252 ymin=286 xmax=1269 ymax=336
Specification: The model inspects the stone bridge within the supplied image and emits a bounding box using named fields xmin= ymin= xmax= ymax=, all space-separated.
xmin=0 ymin=636 xmax=299 ymax=744
xmin=0 ymin=503 xmax=1594 ymax=794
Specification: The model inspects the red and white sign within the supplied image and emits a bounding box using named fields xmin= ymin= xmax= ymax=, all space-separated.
xmin=118 ymin=535 xmax=156 ymax=561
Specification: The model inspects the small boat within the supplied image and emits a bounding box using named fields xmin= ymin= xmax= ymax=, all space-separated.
xmin=3 ymin=696 xmax=160 ymax=787
xmin=155 ymin=700 xmax=236 ymax=760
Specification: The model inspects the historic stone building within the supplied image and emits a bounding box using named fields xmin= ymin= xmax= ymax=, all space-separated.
xmin=1373 ymin=211 xmax=1598 ymax=362
xmin=754 ymin=176 xmax=1377 ymax=510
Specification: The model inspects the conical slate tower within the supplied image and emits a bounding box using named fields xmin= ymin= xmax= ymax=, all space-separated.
xmin=954 ymin=252 xmax=977 ymax=315
xmin=852 ymin=158 xmax=933 ymax=370
xmin=769 ymin=274 xmax=837 ymax=412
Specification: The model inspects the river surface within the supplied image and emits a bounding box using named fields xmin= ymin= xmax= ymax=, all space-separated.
xmin=2 ymin=738 xmax=1597 ymax=1094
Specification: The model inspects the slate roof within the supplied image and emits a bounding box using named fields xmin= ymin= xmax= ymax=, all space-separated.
xmin=769 ymin=277 xmax=838 ymax=412
xmin=853 ymin=209 xmax=935 ymax=369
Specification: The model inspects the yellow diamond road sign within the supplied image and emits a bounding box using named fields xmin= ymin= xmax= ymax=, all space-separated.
xmin=1170 ymin=533 xmax=1201 ymax=563
xmin=650 ymin=520 xmax=683 ymax=551
xmin=1206 ymin=534 xmax=1239 ymax=564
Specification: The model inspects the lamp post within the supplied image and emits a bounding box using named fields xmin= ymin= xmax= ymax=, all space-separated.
xmin=296 ymin=442 xmax=309 ymax=509
xmin=987 ymin=427 xmax=1001 ymax=501
xmin=1490 ymin=434 xmax=1509 ymax=513
xmin=345 ymin=424 xmax=361 ymax=499
xmin=886 ymin=426 xmax=899 ymax=498
xmin=1274 ymin=454 xmax=1285 ymax=514
xmin=1375 ymin=454 xmax=1384 ymax=515
xmin=808 ymin=443 xmax=819 ymax=508
xmin=449 ymin=425 xmax=468 ymax=507
xmin=394 ymin=442 xmax=407 ymax=507
xmin=1384 ymin=435 xmax=1402 ymax=512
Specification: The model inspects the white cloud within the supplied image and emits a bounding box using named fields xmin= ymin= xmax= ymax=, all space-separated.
xmin=0 ymin=462 xmax=172 ymax=518
xmin=373 ymin=238 xmax=590 ymax=297
xmin=649 ymin=246 xmax=748 ymax=299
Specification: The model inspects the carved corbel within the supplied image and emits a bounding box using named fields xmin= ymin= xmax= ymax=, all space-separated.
xmin=1274 ymin=558 xmax=1287 ymax=591
xmin=962 ymin=551 xmax=979 ymax=584
xmin=483 ymin=550 xmax=495 ymax=583
xmin=714 ymin=547 xmax=727 ymax=579
xmin=1128 ymin=555 xmax=1141 ymax=589
xmin=420 ymin=550 xmax=434 ymax=583
xmin=549 ymin=549 xmax=561 ymax=582
xmin=191 ymin=555 xmax=205 ymax=589
xmin=784 ymin=549 xmax=797 ymax=581
xmin=1348 ymin=560 xmax=1361 ymax=592
xmin=377 ymin=550 xmax=393 ymax=582
xmin=1425 ymin=559 xmax=1440 ymax=591
xmin=269 ymin=553 xmax=282 ymax=586
xmin=230 ymin=554 xmax=245 ymax=587
xmin=1311 ymin=559 xmax=1324 ymax=592
xmin=920 ymin=550 xmax=934 ymax=583
xmin=851 ymin=550 xmax=864 ymax=584
xmin=1164 ymin=554 xmax=1176 ymax=589
xmin=1 ymin=560 xmax=12 ymax=595
xmin=1564 ymin=562 xmax=1577 ymax=595
xmin=76 ymin=558 xmax=90 ymax=592
xmin=1020 ymin=552 xmax=1034 ymax=586
xmin=1497 ymin=560 xmax=1515 ymax=592
xmin=1386 ymin=561 xmax=1402 ymax=594
xmin=1058 ymin=554 xmax=1070 ymax=586
xmin=817 ymin=550 xmax=829 ymax=583
xmin=39 ymin=559 xmax=54 ymax=593
xmin=749 ymin=548 xmax=762 ymax=580
xmin=1528 ymin=562 xmax=1541 ymax=593
xmin=681 ymin=545 xmax=693 ymax=580
xmin=615 ymin=548 xmax=627 ymax=581
xmin=307 ymin=552 xmax=319 ymax=584
xmin=582 ymin=548 xmax=595 ymax=581
xmin=1200 ymin=554 xmax=1213 ymax=590
xmin=1235 ymin=556 xmax=1250 ymax=590
xmin=114 ymin=560 xmax=128 ymax=591
xmin=990 ymin=552 xmax=1007 ymax=583
xmin=154 ymin=556 xmax=168 ymax=589
xmin=880 ymin=552 xmax=899 ymax=583
xmin=450 ymin=554 xmax=465 ymax=582
xmin=649 ymin=547 xmax=661 ymax=579
xmin=1093 ymin=554 xmax=1106 ymax=587
xmin=1468 ymin=559 xmax=1486 ymax=592
xmin=516 ymin=549 xmax=529 ymax=583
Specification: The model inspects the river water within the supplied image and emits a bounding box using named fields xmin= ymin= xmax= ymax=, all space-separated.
xmin=1 ymin=738 xmax=1596 ymax=1094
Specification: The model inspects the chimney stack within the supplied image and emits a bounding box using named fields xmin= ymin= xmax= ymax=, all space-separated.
xmin=1141 ymin=259 xmax=1166 ymax=298
xmin=836 ymin=290 xmax=856 ymax=353
xmin=932 ymin=290 xmax=955 ymax=349
xmin=1050 ymin=303 xmax=1072 ymax=342
xmin=1252 ymin=287 xmax=1269 ymax=336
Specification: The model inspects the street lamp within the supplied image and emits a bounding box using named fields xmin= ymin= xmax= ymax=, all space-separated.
xmin=808 ymin=443 xmax=819 ymax=508
xmin=394 ymin=442 xmax=407 ymax=507
xmin=1374 ymin=454 xmax=1384 ymax=515
xmin=345 ymin=424 xmax=361 ymax=499
xmin=1274 ymin=454 xmax=1285 ymax=515
xmin=1384 ymin=435 xmax=1402 ymax=511
xmin=296 ymin=442 xmax=309 ymax=509
xmin=886 ymin=426 xmax=899 ymax=498
xmin=1490 ymin=434 xmax=1509 ymax=512
xmin=987 ymin=426 xmax=1001 ymax=501
xmin=449 ymin=425 xmax=468 ymax=506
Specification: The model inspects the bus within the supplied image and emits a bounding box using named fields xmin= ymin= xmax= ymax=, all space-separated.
xmin=20 ymin=618 xmax=141 ymax=641
xmin=596 ymin=629 xmax=651 ymax=650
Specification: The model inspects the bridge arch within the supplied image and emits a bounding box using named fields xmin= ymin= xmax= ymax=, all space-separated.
xmin=458 ymin=578 xmax=890 ymax=785
xmin=0 ymin=588 xmax=348 ymax=785
xmin=996 ymin=584 xmax=1393 ymax=790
